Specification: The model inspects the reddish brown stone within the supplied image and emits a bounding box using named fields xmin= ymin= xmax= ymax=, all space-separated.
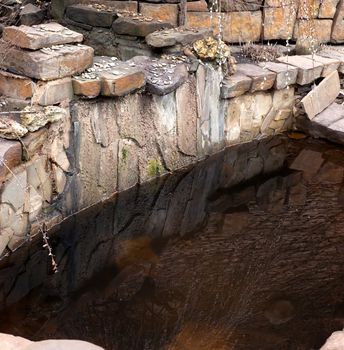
xmin=0 ymin=40 xmax=94 ymax=81
xmin=72 ymin=78 xmax=101 ymax=98
xmin=187 ymin=0 xmax=208 ymax=12
xmin=0 ymin=70 xmax=35 ymax=100
xmin=139 ymin=3 xmax=179 ymax=26
xmin=99 ymin=68 xmax=145 ymax=96
xmin=3 ymin=23 xmax=83 ymax=50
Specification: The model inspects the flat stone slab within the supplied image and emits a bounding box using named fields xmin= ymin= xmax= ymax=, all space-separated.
xmin=128 ymin=56 xmax=189 ymax=95
xmin=0 ymin=70 xmax=35 ymax=100
xmin=277 ymin=55 xmax=324 ymax=85
xmin=297 ymin=102 xmax=344 ymax=145
xmin=73 ymin=56 xmax=145 ymax=97
xmin=66 ymin=4 xmax=117 ymax=28
xmin=236 ymin=63 xmax=276 ymax=92
xmin=145 ymin=27 xmax=212 ymax=48
xmin=303 ymin=54 xmax=341 ymax=77
xmin=258 ymin=61 xmax=298 ymax=90
xmin=301 ymin=70 xmax=340 ymax=120
xmin=220 ymin=72 xmax=252 ymax=98
xmin=318 ymin=48 xmax=344 ymax=74
xmin=99 ymin=66 xmax=145 ymax=96
xmin=112 ymin=14 xmax=173 ymax=37
xmin=0 ymin=40 xmax=94 ymax=81
xmin=3 ymin=23 xmax=83 ymax=50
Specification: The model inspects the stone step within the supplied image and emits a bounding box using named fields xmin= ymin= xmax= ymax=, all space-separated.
xmin=277 ymin=55 xmax=324 ymax=85
xmin=72 ymin=56 xmax=146 ymax=97
xmin=3 ymin=23 xmax=83 ymax=50
xmin=297 ymin=102 xmax=344 ymax=145
xmin=220 ymin=72 xmax=252 ymax=98
xmin=301 ymin=70 xmax=340 ymax=120
xmin=112 ymin=14 xmax=173 ymax=37
xmin=258 ymin=61 xmax=298 ymax=90
xmin=303 ymin=54 xmax=341 ymax=77
xmin=145 ymin=27 xmax=212 ymax=48
xmin=318 ymin=48 xmax=344 ymax=74
xmin=128 ymin=56 xmax=189 ymax=95
xmin=0 ymin=70 xmax=35 ymax=100
xmin=0 ymin=70 xmax=75 ymax=105
xmin=66 ymin=1 xmax=138 ymax=28
xmin=0 ymin=41 xmax=94 ymax=80
xmin=66 ymin=4 xmax=117 ymax=28
xmin=236 ymin=63 xmax=276 ymax=92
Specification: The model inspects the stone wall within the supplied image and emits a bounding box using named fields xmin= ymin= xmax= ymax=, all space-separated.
xmin=52 ymin=0 xmax=344 ymax=46
xmin=1 ymin=20 xmax=343 ymax=259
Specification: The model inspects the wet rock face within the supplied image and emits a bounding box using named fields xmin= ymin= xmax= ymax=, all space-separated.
xmin=1 ymin=138 xmax=344 ymax=349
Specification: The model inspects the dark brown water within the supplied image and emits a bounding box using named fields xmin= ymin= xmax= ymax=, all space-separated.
xmin=1 ymin=136 xmax=344 ymax=349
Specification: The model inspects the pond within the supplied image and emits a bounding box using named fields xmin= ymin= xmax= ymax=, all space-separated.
xmin=1 ymin=135 xmax=344 ymax=350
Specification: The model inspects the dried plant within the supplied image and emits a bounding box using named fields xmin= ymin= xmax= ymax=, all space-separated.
xmin=241 ymin=43 xmax=282 ymax=63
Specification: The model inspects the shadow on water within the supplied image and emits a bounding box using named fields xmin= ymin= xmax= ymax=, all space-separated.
xmin=1 ymin=136 xmax=344 ymax=349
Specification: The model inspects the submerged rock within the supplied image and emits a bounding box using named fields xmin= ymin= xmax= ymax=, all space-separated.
xmin=21 ymin=106 xmax=67 ymax=132
xmin=0 ymin=117 xmax=28 ymax=140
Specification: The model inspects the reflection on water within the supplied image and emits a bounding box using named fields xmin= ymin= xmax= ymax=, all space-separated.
xmin=1 ymin=136 xmax=344 ymax=349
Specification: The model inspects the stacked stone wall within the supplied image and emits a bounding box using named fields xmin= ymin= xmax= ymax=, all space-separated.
xmin=52 ymin=0 xmax=344 ymax=44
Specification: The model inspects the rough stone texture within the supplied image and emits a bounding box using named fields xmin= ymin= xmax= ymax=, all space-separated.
xmin=261 ymin=87 xmax=295 ymax=135
xmin=176 ymin=77 xmax=197 ymax=156
xmin=51 ymin=0 xmax=138 ymax=19
xmin=99 ymin=68 xmax=146 ymax=97
xmin=3 ymin=23 xmax=83 ymax=50
xmin=220 ymin=72 xmax=252 ymax=98
xmin=0 ymin=41 xmax=94 ymax=81
xmin=0 ymin=70 xmax=35 ymax=100
xmin=318 ymin=47 xmax=344 ymax=73
xmin=220 ymin=0 xmax=263 ymax=11
xmin=139 ymin=3 xmax=179 ymax=26
xmin=332 ymin=0 xmax=344 ymax=42
xmin=301 ymin=70 xmax=340 ymax=120
xmin=236 ymin=63 xmax=276 ymax=92
xmin=196 ymin=65 xmax=223 ymax=154
xmin=296 ymin=0 xmax=320 ymax=18
xmin=186 ymin=13 xmax=220 ymax=37
xmin=146 ymin=27 xmax=211 ymax=48
xmin=20 ymin=4 xmax=46 ymax=26
xmin=112 ymin=16 xmax=173 ymax=37
xmin=187 ymin=0 xmax=208 ymax=12
xmin=66 ymin=4 xmax=117 ymax=28
xmin=263 ymin=6 xmax=297 ymax=40
xmin=303 ymin=54 xmax=340 ymax=77
xmin=32 ymin=77 xmax=74 ymax=106
xmin=129 ymin=56 xmax=189 ymax=96
xmin=72 ymin=77 xmax=101 ymax=98
xmin=294 ymin=19 xmax=333 ymax=43
xmin=277 ymin=55 xmax=323 ymax=85
xmin=0 ymin=139 xmax=22 ymax=183
xmin=318 ymin=0 xmax=341 ymax=18
xmin=258 ymin=61 xmax=298 ymax=90
xmin=223 ymin=11 xmax=262 ymax=43
xmin=117 ymin=139 xmax=139 ymax=191
xmin=223 ymin=92 xmax=272 ymax=143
